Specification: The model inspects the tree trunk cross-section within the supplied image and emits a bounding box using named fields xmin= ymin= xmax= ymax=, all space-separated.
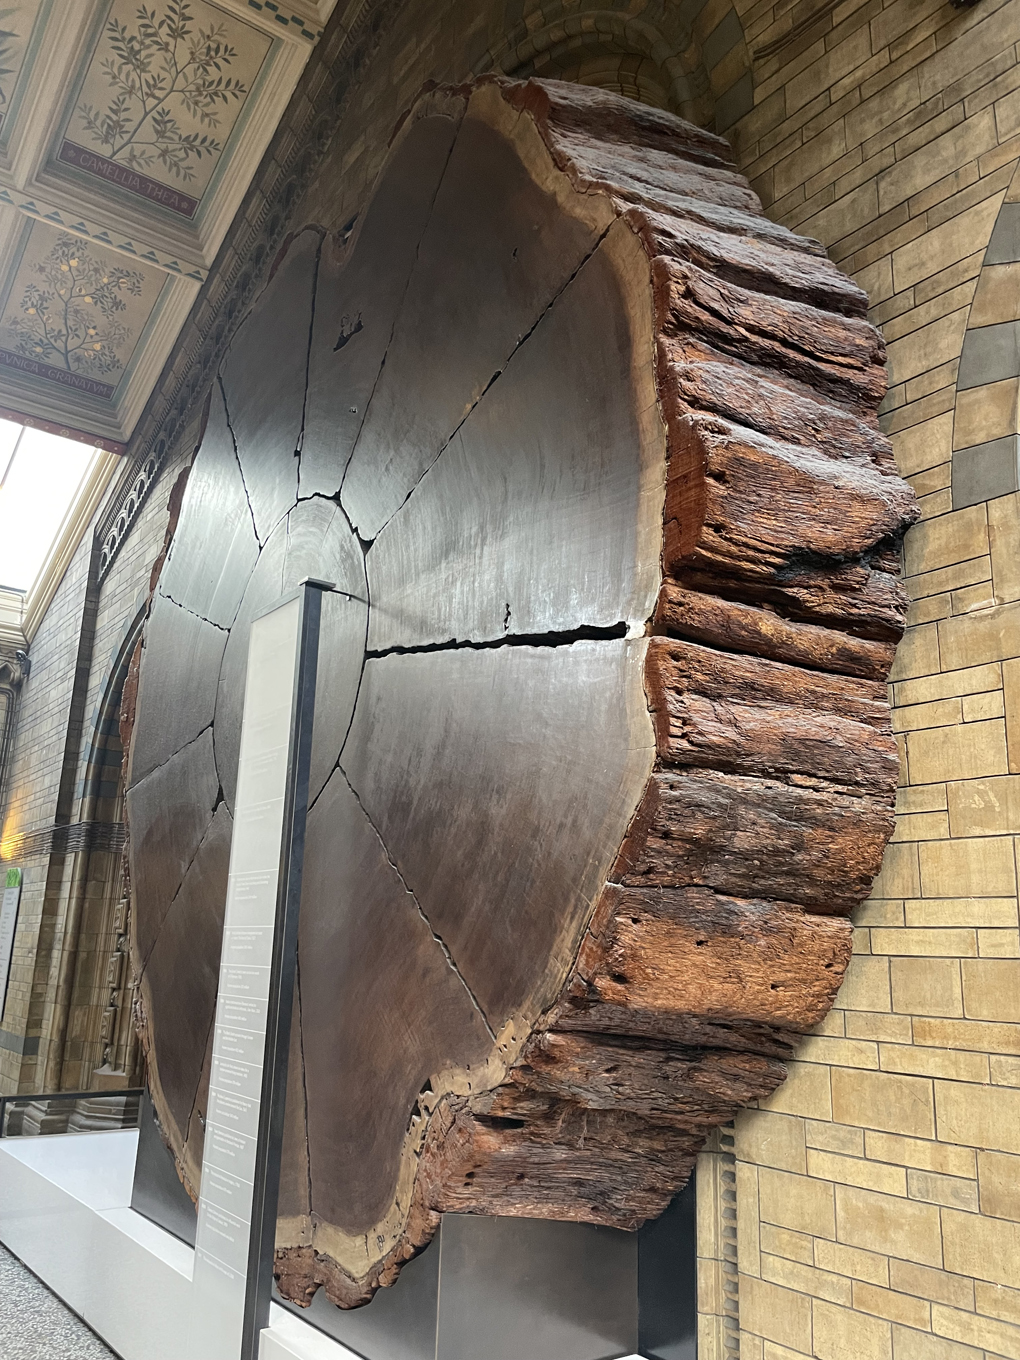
xmin=125 ymin=77 xmax=917 ymax=1311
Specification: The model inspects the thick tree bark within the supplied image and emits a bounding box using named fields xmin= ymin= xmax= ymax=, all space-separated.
xmin=127 ymin=76 xmax=917 ymax=1313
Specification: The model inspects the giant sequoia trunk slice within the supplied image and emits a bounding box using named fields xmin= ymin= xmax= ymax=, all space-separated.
xmin=126 ymin=76 xmax=917 ymax=1311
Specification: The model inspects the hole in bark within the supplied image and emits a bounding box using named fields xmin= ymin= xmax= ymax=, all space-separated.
xmin=478 ymin=1115 xmax=526 ymax=1131
xmin=610 ymin=972 xmax=628 ymax=984
xmin=334 ymin=313 xmax=363 ymax=351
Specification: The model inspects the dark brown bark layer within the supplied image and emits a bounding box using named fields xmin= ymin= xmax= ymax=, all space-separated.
xmin=654 ymin=585 xmax=896 ymax=680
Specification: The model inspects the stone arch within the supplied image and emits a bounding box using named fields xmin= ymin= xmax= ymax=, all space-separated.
xmin=0 ymin=647 xmax=27 ymax=821
xmin=489 ymin=1 xmax=752 ymax=131
xmin=493 ymin=10 xmax=703 ymax=117
xmin=950 ymin=165 xmax=1020 ymax=514
xmin=79 ymin=609 xmax=145 ymax=824
xmin=53 ymin=605 xmax=147 ymax=1092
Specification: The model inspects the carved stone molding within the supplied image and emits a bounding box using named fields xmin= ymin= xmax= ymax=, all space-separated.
xmin=0 ymin=640 xmax=27 ymax=829
xmin=0 ymin=642 xmax=27 ymax=689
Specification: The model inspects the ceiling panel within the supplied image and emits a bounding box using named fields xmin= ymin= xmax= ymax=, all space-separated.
xmin=0 ymin=0 xmax=336 ymax=449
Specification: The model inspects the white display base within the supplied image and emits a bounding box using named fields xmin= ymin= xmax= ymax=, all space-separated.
xmin=0 ymin=1131 xmax=362 ymax=1360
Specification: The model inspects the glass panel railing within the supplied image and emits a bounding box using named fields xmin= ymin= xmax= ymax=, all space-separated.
xmin=0 ymin=1087 xmax=142 ymax=1137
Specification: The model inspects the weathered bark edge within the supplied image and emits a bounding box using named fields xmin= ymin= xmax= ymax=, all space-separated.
xmin=270 ymin=76 xmax=916 ymax=1310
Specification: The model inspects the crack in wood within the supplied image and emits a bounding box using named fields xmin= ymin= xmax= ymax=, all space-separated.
xmin=336 ymin=765 xmax=498 ymax=1042
xmin=295 ymin=232 xmax=325 ymax=490
xmin=365 ymin=621 xmax=628 ymax=659
xmin=337 ymin=125 xmax=463 ymax=505
xmin=307 ymin=554 xmax=372 ymax=816
xmin=217 ymin=374 xmax=262 ymax=549
xmin=365 ymin=219 xmax=616 ymax=547
xmin=127 ymin=720 xmax=214 ymax=794
xmin=157 ymin=588 xmax=229 ymax=633
xmin=136 ymin=790 xmax=217 ymax=973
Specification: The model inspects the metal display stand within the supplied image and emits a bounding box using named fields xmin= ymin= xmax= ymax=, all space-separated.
xmin=189 ymin=578 xmax=332 ymax=1360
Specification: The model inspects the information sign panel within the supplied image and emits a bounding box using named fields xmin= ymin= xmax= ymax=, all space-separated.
xmin=189 ymin=581 xmax=328 ymax=1360
xmin=0 ymin=867 xmax=21 ymax=1020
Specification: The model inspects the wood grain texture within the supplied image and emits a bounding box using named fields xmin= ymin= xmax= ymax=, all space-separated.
xmin=654 ymin=584 xmax=896 ymax=679
xmin=127 ymin=75 xmax=916 ymax=1312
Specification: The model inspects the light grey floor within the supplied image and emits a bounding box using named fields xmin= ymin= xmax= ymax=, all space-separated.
xmin=0 ymin=1242 xmax=118 ymax=1359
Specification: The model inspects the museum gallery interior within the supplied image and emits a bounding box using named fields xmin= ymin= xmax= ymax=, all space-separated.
xmin=0 ymin=0 xmax=1018 ymax=1357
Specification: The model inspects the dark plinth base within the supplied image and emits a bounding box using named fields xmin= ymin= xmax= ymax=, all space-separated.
xmin=131 ymin=1084 xmax=695 ymax=1360
xmin=130 ymin=1089 xmax=197 ymax=1247
xmin=275 ymin=1188 xmax=696 ymax=1360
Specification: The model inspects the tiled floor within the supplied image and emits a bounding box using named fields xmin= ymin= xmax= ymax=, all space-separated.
xmin=0 ymin=1242 xmax=118 ymax=1359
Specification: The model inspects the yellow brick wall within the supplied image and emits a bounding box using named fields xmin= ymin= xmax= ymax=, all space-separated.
xmin=697 ymin=0 xmax=1020 ymax=1356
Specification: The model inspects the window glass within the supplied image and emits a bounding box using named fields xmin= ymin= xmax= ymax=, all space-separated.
xmin=0 ymin=424 xmax=96 ymax=592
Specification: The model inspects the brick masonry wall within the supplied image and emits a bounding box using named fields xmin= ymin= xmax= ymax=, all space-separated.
xmin=710 ymin=0 xmax=1020 ymax=1356
xmin=0 ymin=518 xmax=97 ymax=1092
xmin=0 ymin=446 xmax=190 ymax=1093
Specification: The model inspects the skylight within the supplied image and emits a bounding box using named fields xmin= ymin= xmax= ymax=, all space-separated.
xmin=0 ymin=421 xmax=98 ymax=593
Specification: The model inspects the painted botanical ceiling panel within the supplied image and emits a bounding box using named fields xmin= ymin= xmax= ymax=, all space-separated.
xmin=0 ymin=3 xmax=41 ymax=141
xmin=0 ymin=217 xmax=175 ymax=439
xmin=64 ymin=0 xmax=273 ymax=216
xmin=0 ymin=0 xmax=336 ymax=449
